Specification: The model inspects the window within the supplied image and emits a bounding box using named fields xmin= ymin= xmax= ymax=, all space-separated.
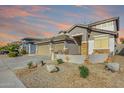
xmin=94 ymin=36 xmax=109 ymax=49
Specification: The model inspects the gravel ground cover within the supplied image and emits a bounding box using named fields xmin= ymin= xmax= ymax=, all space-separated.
xmin=15 ymin=55 xmax=124 ymax=88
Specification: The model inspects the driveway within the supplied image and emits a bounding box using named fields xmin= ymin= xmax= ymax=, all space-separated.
xmin=0 ymin=55 xmax=50 ymax=88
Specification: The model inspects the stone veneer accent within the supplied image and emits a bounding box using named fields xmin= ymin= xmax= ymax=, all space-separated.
xmin=81 ymin=41 xmax=88 ymax=56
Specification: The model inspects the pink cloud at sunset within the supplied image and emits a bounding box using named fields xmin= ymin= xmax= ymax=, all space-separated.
xmin=0 ymin=41 xmax=8 ymax=47
xmin=0 ymin=5 xmax=123 ymax=43
xmin=56 ymin=23 xmax=72 ymax=30
xmin=41 ymin=31 xmax=54 ymax=37
xmin=0 ymin=7 xmax=31 ymax=18
xmin=31 ymin=6 xmax=51 ymax=12
xmin=90 ymin=6 xmax=112 ymax=19
xmin=0 ymin=32 xmax=22 ymax=40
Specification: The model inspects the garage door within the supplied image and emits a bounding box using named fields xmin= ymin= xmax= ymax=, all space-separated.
xmin=37 ymin=44 xmax=50 ymax=55
xmin=53 ymin=43 xmax=64 ymax=53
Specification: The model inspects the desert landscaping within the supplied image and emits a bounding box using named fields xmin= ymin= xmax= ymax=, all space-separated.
xmin=15 ymin=55 xmax=124 ymax=88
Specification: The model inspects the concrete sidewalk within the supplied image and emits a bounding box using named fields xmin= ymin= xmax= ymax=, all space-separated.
xmin=0 ymin=60 xmax=25 ymax=88
xmin=0 ymin=69 xmax=25 ymax=88
xmin=0 ymin=55 xmax=50 ymax=88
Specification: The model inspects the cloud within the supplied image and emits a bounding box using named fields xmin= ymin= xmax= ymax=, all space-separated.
xmin=119 ymin=28 xmax=124 ymax=38
xmin=0 ymin=32 xmax=22 ymax=41
xmin=0 ymin=7 xmax=31 ymax=18
xmin=74 ymin=5 xmax=83 ymax=7
xmin=56 ymin=23 xmax=72 ymax=30
xmin=0 ymin=6 xmax=50 ymax=19
xmin=41 ymin=31 xmax=54 ymax=37
xmin=30 ymin=6 xmax=51 ymax=12
xmin=0 ymin=41 xmax=8 ymax=47
xmin=65 ymin=12 xmax=82 ymax=18
xmin=90 ymin=6 xmax=112 ymax=19
xmin=43 ymin=19 xmax=72 ymax=30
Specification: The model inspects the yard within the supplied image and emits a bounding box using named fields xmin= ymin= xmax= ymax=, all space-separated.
xmin=15 ymin=55 xmax=124 ymax=88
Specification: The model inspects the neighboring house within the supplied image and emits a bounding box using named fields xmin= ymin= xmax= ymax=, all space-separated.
xmin=36 ymin=17 xmax=119 ymax=56
xmin=20 ymin=38 xmax=42 ymax=54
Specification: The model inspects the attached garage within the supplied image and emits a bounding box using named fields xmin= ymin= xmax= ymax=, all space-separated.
xmin=53 ymin=43 xmax=64 ymax=54
xmin=37 ymin=43 xmax=50 ymax=56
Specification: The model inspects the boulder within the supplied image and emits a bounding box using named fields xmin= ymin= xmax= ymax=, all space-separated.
xmin=105 ymin=63 xmax=120 ymax=72
xmin=46 ymin=65 xmax=58 ymax=73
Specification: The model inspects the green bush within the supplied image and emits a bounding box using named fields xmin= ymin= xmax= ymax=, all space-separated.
xmin=54 ymin=59 xmax=64 ymax=65
xmin=79 ymin=65 xmax=89 ymax=78
xmin=56 ymin=59 xmax=64 ymax=64
xmin=20 ymin=49 xmax=27 ymax=55
xmin=8 ymin=52 xmax=18 ymax=57
xmin=27 ymin=62 xmax=33 ymax=69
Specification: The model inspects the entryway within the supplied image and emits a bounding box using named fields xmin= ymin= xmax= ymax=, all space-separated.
xmin=73 ymin=35 xmax=82 ymax=55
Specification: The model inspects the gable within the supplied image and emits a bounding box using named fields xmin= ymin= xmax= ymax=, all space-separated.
xmin=89 ymin=17 xmax=119 ymax=31
xmin=91 ymin=21 xmax=117 ymax=31
xmin=68 ymin=26 xmax=87 ymax=36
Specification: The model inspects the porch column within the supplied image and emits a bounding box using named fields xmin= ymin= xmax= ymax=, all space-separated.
xmin=81 ymin=30 xmax=89 ymax=56
xmin=28 ymin=43 xmax=31 ymax=54
xmin=63 ymin=41 xmax=69 ymax=54
xmin=81 ymin=30 xmax=89 ymax=63
xmin=50 ymin=43 xmax=55 ymax=61
xmin=36 ymin=45 xmax=38 ymax=54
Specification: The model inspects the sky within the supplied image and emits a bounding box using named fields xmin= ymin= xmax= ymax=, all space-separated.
xmin=0 ymin=5 xmax=124 ymax=44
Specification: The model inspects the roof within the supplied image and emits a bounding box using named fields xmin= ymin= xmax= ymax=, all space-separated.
xmin=36 ymin=38 xmax=52 ymax=44
xmin=21 ymin=37 xmax=43 ymax=41
xmin=89 ymin=17 xmax=119 ymax=27
xmin=36 ymin=35 xmax=73 ymax=44
xmin=58 ymin=24 xmax=88 ymax=34
xmin=59 ymin=17 xmax=119 ymax=34
xmin=58 ymin=17 xmax=119 ymax=36
xmin=90 ymin=28 xmax=118 ymax=35
xmin=52 ymin=34 xmax=73 ymax=42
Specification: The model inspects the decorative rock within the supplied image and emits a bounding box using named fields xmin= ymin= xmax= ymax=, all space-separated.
xmin=46 ymin=65 xmax=58 ymax=73
xmin=105 ymin=63 xmax=120 ymax=72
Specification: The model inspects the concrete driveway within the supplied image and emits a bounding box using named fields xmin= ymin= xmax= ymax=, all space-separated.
xmin=0 ymin=55 xmax=50 ymax=88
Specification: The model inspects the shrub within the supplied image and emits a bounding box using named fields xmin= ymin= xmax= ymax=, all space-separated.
xmin=54 ymin=59 xmax=64 ymax=65
xmin=79 ymin=65 xmax=89 ymax=78
xmin=27 ymin=62 xmax=33 ymax=69
xmin=8 ymin=52 xmax=18 ymax=57
xmin=56 ymin=59 xmax=64 ymax=64
xmin=20 ymin=49 xmax=27 ymax=55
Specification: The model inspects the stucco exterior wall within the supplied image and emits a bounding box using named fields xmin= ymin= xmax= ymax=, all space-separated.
xmin=109 ymin=38 xmax=115 ymax=54
xmin=68 ymin=26 xmax=88 ymax=41
xmin=65 ymin=41 xmax=80 ymax=55
xmin=56 ymin=54 xmax=85 ymax=64
xmin=88 ymin=40 xmax=94 ymax=55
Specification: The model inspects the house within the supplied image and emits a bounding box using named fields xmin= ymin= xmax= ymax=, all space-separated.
xmin=20 ymin=38 xmax=42 ymax=54
xmin=36 ymin=35 xmax=77 ymax=56
xmin=36 ymin=17 xmax=119 ymax=57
